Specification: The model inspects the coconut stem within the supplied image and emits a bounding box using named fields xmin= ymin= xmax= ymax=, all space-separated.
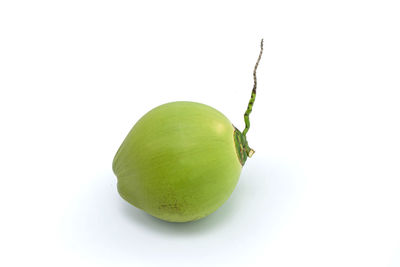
xmin=242 ymin=39 xmax=263 ymax=157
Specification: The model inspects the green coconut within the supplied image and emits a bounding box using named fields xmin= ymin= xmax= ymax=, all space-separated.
xmin=112 ymin=39 xmax=263 ymax=222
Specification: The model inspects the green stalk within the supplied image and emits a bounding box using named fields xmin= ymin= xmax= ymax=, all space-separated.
xmin=242 ymin=39 xmax=264 ymax=157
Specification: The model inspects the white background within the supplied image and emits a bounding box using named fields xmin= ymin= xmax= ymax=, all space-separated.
xmin=1 ymin=1 xmax=399 ymax=266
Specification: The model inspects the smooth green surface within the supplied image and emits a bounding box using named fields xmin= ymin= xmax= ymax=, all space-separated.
xmin=112 ymin=101 xmax=242 ymax=222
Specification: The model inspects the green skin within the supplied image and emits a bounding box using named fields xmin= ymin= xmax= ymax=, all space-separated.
xmin=113 ymin=102 xmax=245 ymax=222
